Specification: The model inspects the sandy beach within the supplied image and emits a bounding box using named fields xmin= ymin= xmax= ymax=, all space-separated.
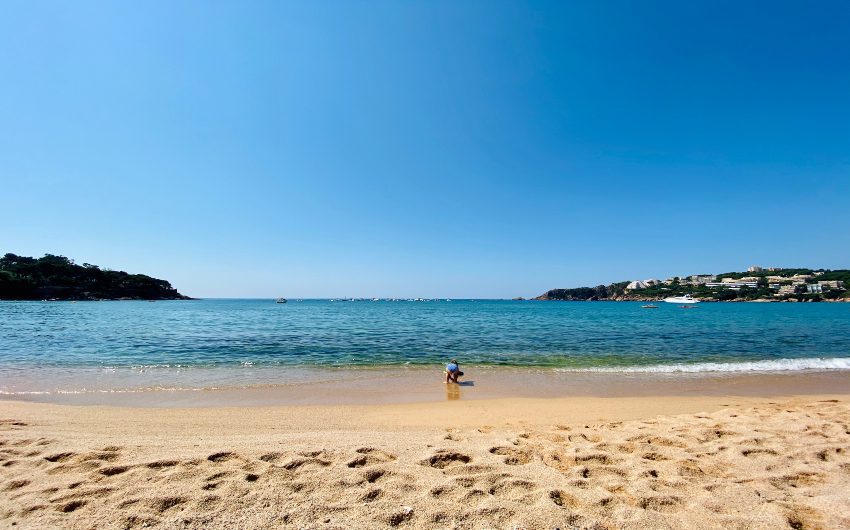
xmin=2 ymin=386 xmax=849 ymax=529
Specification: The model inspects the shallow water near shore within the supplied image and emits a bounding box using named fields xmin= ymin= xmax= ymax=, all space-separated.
xmin=1 ymin=299 xmax=848 ymax=402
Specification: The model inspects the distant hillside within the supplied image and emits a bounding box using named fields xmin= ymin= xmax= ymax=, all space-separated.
xmin=535 ymin=282 xmax=630 ymax=301
xmin=536 ymin=269 xmax=850 ymax=302
xmin=0 ymin=253 xmax=191 ymax=301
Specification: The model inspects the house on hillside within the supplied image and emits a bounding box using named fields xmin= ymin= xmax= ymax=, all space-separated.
xmin=625 ymin=281 xmax=647 ymax=290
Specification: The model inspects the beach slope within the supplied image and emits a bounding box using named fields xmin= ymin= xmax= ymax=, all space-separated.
xmin=1 ymin=396 xmax=849 ymax=529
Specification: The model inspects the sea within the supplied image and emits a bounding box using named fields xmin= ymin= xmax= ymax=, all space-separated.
xmin=1 ymin=299 xmax=849 ymax=400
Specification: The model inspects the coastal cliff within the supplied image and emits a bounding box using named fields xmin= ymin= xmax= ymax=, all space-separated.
xmin=0 ymin=253 xmax=192 ymax=301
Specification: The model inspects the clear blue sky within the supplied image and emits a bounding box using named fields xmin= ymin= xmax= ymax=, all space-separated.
xmin=2 ymin=1 xmax=849 ymax=298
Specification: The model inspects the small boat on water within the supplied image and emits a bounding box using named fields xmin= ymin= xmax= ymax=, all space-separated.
xmin=641 ymin=304 xmax=658 ymax=308
xmin=275 ymin=297 xmax=287 ymax=303
xmin=663 ymin=294 xmax=699 ymax=304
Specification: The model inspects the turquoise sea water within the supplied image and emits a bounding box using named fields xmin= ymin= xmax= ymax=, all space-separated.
xmin=1 ymin=299 xmax=848 ymax=395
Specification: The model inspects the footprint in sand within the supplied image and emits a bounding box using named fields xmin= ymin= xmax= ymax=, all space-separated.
xmin=277 ymin=458 xmax=312 ymax=470
xmin=815 ymin=448 xmax=844 ymax=461
xmin=122 ymin=515 xmax=160 ymax=528
xmin=362 ymin=469 xmax=386 ymax=483
xmin=360 ymin=488 xmax=382 ymax=502
xmin=741 ymin=448 xmax=779 ymax=457
xmin=387 ymin=507 xmax=414 ymax=527
xmin=207 ymin=452 xmax=236 ymax=462
xmin=639 ymin=495 xmax=683 ymax=512
xmin=487 ymin=478 xmax=536 ymax=497
xmin=146 ymin=459 xmax=180 ymax=469
xmin=429 ymin=483 xmax=457 ymax=498
xmin=44 ymin=452 xmax=76 ymax=463
xmin=148 ymin=496 xmax=187 ymax=513
xmin=58 ymin=499 xmax=86 ymax=513
xmin=81 ymin=450 xmax=120 ymax=462
xmin=421 ymin=451 xmax=472 ymax=469
xmin=489 ymin=446 xmax=532 ymax=465
xmin=3 ymin=479 xmax=30 ymax=491
xmin=769 ymin=471 xmax=825 ymax=489
xmin=575 ymin=453 xmax=616 ymax=465
xmin=347 ymin=448 xmax=396 ymax=468
xmin=549 ymin=489 xmax=578 ymax=508
xmin=99 ymin=465 xmax=130 ymax=476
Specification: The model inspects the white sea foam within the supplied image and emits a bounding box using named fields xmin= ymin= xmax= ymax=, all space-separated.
xmin=0 ymin=387 xmax=217 ymax=395
xmin=560 ymin=357 xmax=850 ymax=373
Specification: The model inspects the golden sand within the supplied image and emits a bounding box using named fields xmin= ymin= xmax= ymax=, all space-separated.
xmin=1 ymin=394 xmax=849 ymax=529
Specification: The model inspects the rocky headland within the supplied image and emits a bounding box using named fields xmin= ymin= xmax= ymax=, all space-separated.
xmin=0 ymin=253 xmax=192 ymax=301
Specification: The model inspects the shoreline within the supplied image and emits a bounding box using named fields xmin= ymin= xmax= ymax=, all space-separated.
xmin=3 ymin=368 xmax=848 ymax=408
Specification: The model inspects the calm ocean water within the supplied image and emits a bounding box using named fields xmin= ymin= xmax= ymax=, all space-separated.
xmin=1 ymin=299 xmax=848 ymax=395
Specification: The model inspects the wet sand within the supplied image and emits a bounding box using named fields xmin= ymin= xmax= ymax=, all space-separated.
xmin=1 ymin=377 xmax=849 ymax=529
xmin=4 ymin=367 xmax=849 ymax=407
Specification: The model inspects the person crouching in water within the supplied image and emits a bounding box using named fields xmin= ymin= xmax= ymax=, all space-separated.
xmin=445 ymin=359 xmax=463 ymax=384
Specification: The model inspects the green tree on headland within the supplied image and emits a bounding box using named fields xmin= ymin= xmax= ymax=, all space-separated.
xmin=0 ymin=253 xmax=191 ymax=301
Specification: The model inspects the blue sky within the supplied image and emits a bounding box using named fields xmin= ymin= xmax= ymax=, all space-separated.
xmin=2 ymin=1 xmax=849 ymax=298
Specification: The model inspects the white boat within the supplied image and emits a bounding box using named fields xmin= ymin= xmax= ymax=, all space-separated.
xmin=663 ymin=294 xmax=699 ymax=304
xmin=275 ymin=297 xmax=287 ymax=303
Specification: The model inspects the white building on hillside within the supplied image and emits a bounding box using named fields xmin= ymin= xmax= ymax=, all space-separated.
xmin=706 ymin=281 xmax=759 ymax=290
xmin=626 ymin=278 xmax=664 ymax=290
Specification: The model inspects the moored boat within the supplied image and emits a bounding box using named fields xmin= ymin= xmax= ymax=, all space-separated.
xmin=663 ymin=294 xmax=699 ymax=304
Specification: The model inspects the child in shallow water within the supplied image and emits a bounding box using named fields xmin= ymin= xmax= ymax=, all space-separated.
xmin=445 ymin=359 xmax=463 ymax=384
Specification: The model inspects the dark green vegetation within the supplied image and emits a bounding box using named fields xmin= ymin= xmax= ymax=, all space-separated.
xmin=536 ymin=282 xmax=629 ymax=301
xmin=0 ymin=253 xmax=191 ymax=301
xmin=715 ymin=268 xmax=814 ymax=280
xmin=537 ymin=269 xmax=850 ymax=302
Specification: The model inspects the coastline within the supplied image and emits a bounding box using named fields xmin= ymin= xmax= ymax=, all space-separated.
xmin=530 ymin=297 xmax=850 ymax=302
xmin=3 ymin=366 xmax=849 ymax=407
xmin=2 ymin=389 xmax=849 ymax=528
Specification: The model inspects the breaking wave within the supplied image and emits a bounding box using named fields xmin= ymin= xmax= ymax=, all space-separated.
xmin=562 ymin=357 xmax=850 ymax=373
